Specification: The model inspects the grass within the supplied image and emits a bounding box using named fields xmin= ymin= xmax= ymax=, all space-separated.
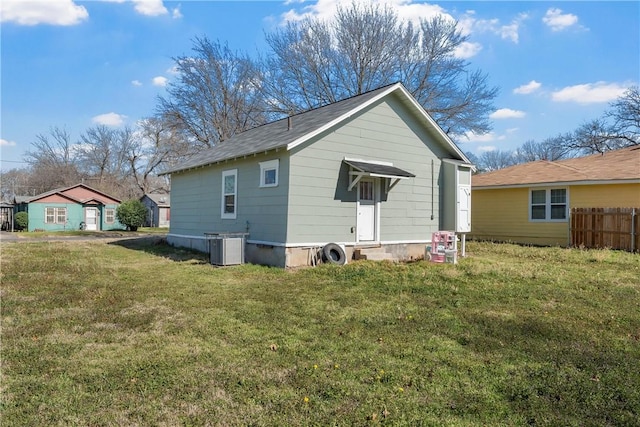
xmin=1 ymin=240 xmax=639 ymax=426
xmin=8 ymin=227 xmax=168 ymax=238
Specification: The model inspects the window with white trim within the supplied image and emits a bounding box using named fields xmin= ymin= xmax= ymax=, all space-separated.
xmin=105 ymin=208 xmax=115 ymax=224
xmin=530 ymin=188 xmax=567 ymax=221
xmin=221 ymin=169 xmax=237 ymax=219
xmin=45 ymin=207 xmax=67 ymax=224
xmin=259 ymin=159 xmax=279 ymax=188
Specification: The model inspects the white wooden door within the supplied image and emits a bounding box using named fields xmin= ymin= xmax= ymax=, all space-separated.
xmin=457 ymin=186 xmax=471 ymax=233
xmin=85 ymin=207 xmax=98 ymax=231
xmin=357 ymin=180 xmax=376 ymax=241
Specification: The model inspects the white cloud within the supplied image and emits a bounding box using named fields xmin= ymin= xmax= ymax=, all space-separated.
xmin=92 ymin=112 xmax=127 ymax=126
xmin=133 ymin=0 xmax=168 ymax=17
xmin=551 ymin=82 xmax=628 ymax=104
xmin=152 ymin=76 xmax=168 ymax=87
xmin=166 ymin=66 xmax=180 ymax=75
xmin=131 ymin=80 xmax=143 ymax=86
xmin=490 ymin=108 xmax=526 ymax=119
xmin=454 ymin=42 xmax=482 ymax=59
xmin=460 ymin=11 xmax=528 ymax=43
xmin=477 ymin=145 xmax=496 ymax=153
xmin=1 ymin=0 xmax=88 ymax=26
xmin=0 ymin=138 xmax=17 ymax=147
xmin=172 ymin=6 xmax=182 ymax=19
xmin=463 ymin=131 xmax=505 ymax=143
xmin=103 ymin=0 xmax=169 ymax=17
xmin=542 ymin=8 xmax=579 ymax=32
xmin=282 ymin=0 xmax=451 ymax=27
xmin=514 ymin=80 xmax=542 ymax=95
xmin=506 ymin=128 xmax=519 ymax=134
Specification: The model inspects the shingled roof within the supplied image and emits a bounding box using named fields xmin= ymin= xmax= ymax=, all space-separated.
xmin=472 ymin=145 xmax=640 ymax=188
xmin=164 ymin=82 xmax=470 ymax=174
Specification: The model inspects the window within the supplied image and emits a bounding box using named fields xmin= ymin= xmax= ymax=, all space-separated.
xmin=45 ymin=207 xmax=67 ymax=224
xmin=259 ymin=159 xmax=279 ymax=187
xmin=530 ymin=188 xmax=567 ymax=221
xmin=105 ymin=208 xmax=115 ymax=224
xmin=221 ymin=169 xmax=237 ymax=219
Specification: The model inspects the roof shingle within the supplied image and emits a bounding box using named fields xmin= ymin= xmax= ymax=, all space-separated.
xmin=472 ymin=145 xmax=640 ymax=188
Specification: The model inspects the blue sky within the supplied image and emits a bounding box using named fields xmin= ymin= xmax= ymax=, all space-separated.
xmin=1 ymin=0 xmax=638 ymax=170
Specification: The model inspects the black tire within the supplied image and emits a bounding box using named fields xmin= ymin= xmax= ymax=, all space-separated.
xmin=322 ymin=243 xmax=346 ymax=265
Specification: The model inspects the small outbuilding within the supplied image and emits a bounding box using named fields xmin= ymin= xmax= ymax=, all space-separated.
xmin=140 ymin=193 xmax=170 ymax=228
xmin=163 ymin=82 xmax=474 ymax=267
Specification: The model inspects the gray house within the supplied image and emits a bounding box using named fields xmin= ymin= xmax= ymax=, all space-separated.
xmin=164 ymin=83 xmax=473 ymax=267
xmin=140 ymin=193 xmax=170 ymax=228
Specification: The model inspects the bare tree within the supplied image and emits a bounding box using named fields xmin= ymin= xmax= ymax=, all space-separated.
xmin=263 ymin=2 xmax=498 ymax=136
xmin=0 ymin=168 xmax=32 ymax=201
xmin=24 ymin=126 xmax=81 ymax=192
xmin=127 ymin=116 xmax=190 ymax=194
xmin=77 ymin=125 xmax=139 ymax=197
xmin=157 ymin=37 xmax=267 ymax=149
xmin=606 ymin=85 xmax=640 ymax=146
xmin=515 ymin=139 xmax=570 ymax=162
xmin=476 ymin=149 xmax=518 ymax=172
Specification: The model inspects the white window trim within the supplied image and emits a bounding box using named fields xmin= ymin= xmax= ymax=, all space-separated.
xmin=45 ymin=207 xmax=67 ymax=224
xmin=105 ymin=208 xmax=115 ymax=224
xmin=221 ymin=169 xmax=238 ymax=219
xmin=529 ymin=187 xmax=568 ymax=222
xmin=259 ymin=159 xmax=279 ymax=188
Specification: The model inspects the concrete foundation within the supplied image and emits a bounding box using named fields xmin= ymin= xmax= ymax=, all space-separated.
xmin=167 ymin=234 xmax=429 ymax=268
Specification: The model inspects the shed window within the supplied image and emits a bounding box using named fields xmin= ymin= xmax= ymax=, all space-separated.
xmin=259 ymin=159 xmax=279 ymax=188
xmin=222 ymin=169 xmax=237 ymax=219
xmin=530 ymin=188 xmax=567 ymax=221
xmin=45 ymin=207 xmax=67 ymax=224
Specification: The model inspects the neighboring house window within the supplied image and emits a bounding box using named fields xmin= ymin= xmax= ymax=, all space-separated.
xmin=222 ymin=169 xmax=237 ymax=219
xmin=45 ymin=207 xmax=67 ymax=224
xmin=105 ymin=208 xmax=115 ymax=224
xmin=530 ymin=188 xmax=567 ymax=221
xmin=259 ymin=159 xmax=279 ymax=187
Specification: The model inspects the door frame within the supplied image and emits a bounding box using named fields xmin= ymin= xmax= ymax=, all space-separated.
xmin=356 ymin=178 xmax=380 ymax=243
xmin=84 ymin=206 xmax=100 ymax=231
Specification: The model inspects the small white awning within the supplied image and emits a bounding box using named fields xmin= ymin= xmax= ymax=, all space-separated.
xmin=344 ymin=159 xmax=415 ymax=192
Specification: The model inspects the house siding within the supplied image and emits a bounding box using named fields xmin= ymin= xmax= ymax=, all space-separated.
xmin=471 ymin=187 xmax=568 ymax=246
xmin=287 ymin=96 xmax=446 ymax=245
xmin=169 ymin=153 xmax=289 ymax=250
xmin=570 ymin=183 xmax=640 ymax=207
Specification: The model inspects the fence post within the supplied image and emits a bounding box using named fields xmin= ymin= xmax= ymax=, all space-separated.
xmin=632 ymin=208 xmax=636 ymax=253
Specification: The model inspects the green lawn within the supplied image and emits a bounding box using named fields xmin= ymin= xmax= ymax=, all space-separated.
xmin=1 ymin=240 xmax=638 ymax=426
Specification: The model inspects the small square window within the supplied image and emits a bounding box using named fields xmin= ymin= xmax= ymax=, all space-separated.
xmin=259 ymin=159 xmax=279 ymax=188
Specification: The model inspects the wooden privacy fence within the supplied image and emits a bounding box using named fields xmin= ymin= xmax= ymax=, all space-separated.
xmin=570 ymin=208 xmax=639 ymax=252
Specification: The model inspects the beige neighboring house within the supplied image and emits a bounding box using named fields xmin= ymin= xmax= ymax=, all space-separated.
xmin=140 ymin=193 xmax=170 ymax=228
xmin=471 ymin=146 xmax=640 ymax=246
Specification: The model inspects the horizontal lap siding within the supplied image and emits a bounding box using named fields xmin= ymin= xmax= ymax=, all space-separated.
xmin=570 ymin=183 xmax=640 ymax=208
xmin=471 ymin=188 xmax=568 ymax=246
xmin=27 ymin=202 xmax=83 ymax=231
xmin=288 ymin=97 xmax=443 ymax=244
xmin=170 ymin=155 xmax=289 ymax=243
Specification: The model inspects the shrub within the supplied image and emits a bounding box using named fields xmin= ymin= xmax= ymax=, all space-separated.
xmin=116 ymin=200 xmax=147 ymax=231
xmin=14 ymin=212 xmax=28 ymax=231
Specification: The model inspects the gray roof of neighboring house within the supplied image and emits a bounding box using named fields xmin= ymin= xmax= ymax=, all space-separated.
xmin=164 ymin=82 xmax=470 ymax=175
xmin=142 ymin=193 xmax=170 ymax=206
